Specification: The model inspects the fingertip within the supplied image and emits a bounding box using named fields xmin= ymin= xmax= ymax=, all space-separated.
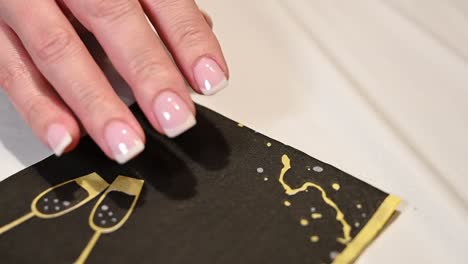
xmin=152 ymin=90 xmax=196 ymax=138
xmin=193 ymin=56 xmax=229 ymax=96
xmin=103 ymin=119 xmax=145 ymax=164
xmin=46 ymin=122 xmax=79 ymax=156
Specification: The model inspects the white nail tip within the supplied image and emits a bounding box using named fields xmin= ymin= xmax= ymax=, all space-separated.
xmin=201 ymin=78 xmax=229 ymax=96
xmin=114 ymin=141 xmax=145 ymax=164
xmin=165 ymin=115 xmax=197 ymax=138
xmin=53 ymin=133 xmax=72 ymax=157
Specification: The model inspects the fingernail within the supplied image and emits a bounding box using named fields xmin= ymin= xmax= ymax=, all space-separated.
xmin=47 ymin=123 xmax=72 ymax=156
xmin=193 ymin=57 xmax=228 ymax=95
xmin=104 ymin=121 xmax=144 ymax=164
xmin=153 ymin=91 xmax=196 ymax=138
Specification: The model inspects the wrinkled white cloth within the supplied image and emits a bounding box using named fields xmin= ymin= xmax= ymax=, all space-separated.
xmin=1 ymin=0 xmax=467 ymax=263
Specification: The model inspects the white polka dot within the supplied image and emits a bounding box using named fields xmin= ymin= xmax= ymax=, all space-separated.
xmin=101 ymin=220 xmax=106 ymax=225
xmin=313 ymin=166 xmax=324 ymax=173
xmin=362 ymin=213 xmax=367 ymax=218
xmin=101 ymin=205 xmax=109 ymax=211
xmin=44 ymin=205 xmax=49 ymax=211
xmin=257 ymin=167 xmax=264 ymax=173
xmin=53 ymin=199 xmax=59 ymax=203
xmin=98 ymin=213 xmax=103 ymax=218
xmin=62 ymin=201 xmax=70 ymax=207
xmin=263 ymin=177 xmax=268 ymax=181
xmin=355 ymin=222 xmax=360 ymax=227
xmin=43 ymin=198 xmax=48 ymax=202
xmin=111 ymin=218 xmax=117 ymax=222
xmin=54 ymin=206 xmax=60 ymax=211
xmin=310 ymin=207 xmax=316 ymax=212
xmin=108 ymin=211 xmax=113 ymax=216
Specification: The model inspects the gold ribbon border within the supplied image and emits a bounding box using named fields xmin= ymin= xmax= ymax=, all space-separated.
xmin=333 ymin=195 xmax=401 ymax=264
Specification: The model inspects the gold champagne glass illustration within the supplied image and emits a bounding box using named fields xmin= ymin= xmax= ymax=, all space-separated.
xmin=76 ymin=176 xmax=144 ymax=264
xmin=0 ymin=173 xmax=109 ymax=235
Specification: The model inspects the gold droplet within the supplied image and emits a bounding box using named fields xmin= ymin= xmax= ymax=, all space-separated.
xmin=332 ymin=183 xmax=340 ymax=191
xmin=238 ymin=123 xmax=244 ymax=127
xmin=300 ymin=218 xmax=309 ymax=226
xmin=310 ymin=235 xmax=320 ymax=242
xmin=311 ymin=213 xmax=322 ymax=219
xmin=267 ymin=142 xmax=272 ymax=147
xmin=283 ymin=200 xmax=291 ymax=207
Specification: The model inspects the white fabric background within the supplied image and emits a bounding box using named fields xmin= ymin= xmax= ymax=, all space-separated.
xmin=1 ymin=0 xmax=467 ymax=263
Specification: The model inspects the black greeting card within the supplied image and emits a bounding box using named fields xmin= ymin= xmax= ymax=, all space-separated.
xmin=0 ymin=104 xmax=400 ymax=264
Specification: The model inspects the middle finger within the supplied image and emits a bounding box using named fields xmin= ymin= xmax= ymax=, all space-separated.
xmin=65 ymin=0 xmax=197 ymax=138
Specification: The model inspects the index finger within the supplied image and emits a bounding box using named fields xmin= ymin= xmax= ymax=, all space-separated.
xmin=1 ymin=0 xmax=146 ymax=163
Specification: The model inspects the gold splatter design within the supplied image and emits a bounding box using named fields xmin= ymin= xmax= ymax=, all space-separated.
xmin=279 ymin=155 xmax=352 ymax=244
xmin=267 ymin=142 xmax=272 ymax=147
xmin=237 ymin=123 xmax=244 ymax=127
xmin=311 ymin=213 xmax=322 ymax=219
xmin=284 ymin=200 xmax=291 ymax=207
xmin=332 ymin=183 xmax=341 ymax=191
xmin=310 ymin=235 xmax=320 ymax=243
xmin=300 ymin=218 xmax=309 ymax=226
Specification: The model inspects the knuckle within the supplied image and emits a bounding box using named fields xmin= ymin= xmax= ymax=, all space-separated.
xmin=70 ymin=80 xmax=107 ymax=113
xmin=128 ymin=50 xmax=172 ymax=83
xmin=143 ymin=0 xmax=209 ymax=47
xmin=88 ymin=0 xmax=138 ymax=23
xmin=32 ymin=28 xmax=80 ymax=64
xmin=172 ymin=18 xmax=207 ymax=48
xmin=143 ymin=0 xmax=180 ymax=11
xmin=0 ymin=60 xmax=30 ymax=89
xmin=24 ymin=94 xmax=50 ymax=124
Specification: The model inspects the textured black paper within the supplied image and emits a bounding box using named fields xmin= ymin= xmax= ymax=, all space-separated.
xmin=0 ymin=104 xmax=398 ymax=264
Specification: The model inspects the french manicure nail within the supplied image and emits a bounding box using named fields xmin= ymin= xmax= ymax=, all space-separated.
xmin=47 ymin=123 xmax=72 ymax=156
xmin=153 ymin=91 xmax=196 ymax=138
xmin=193 ymin=57 xmax=228 ymax=95
xmin=104 ymin=121 xmax=144 ymax=164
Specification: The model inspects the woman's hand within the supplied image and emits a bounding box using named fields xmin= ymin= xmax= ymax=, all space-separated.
xmin=0 ymin=0 xmax=228 ymax=164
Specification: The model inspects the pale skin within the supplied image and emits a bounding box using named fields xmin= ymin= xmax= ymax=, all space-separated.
xmin=0 ymin=0 xmax=229 ymax=164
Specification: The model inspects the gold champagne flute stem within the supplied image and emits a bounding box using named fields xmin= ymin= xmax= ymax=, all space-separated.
xmin=75 ymin=231 xmax=102 ymax=264
xmin=0 ymin=211 xmax=35 ymax=235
